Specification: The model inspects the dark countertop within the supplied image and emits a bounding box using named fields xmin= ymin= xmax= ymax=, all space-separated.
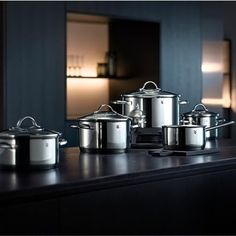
xmin=1 ymin=140 xmax=236 ymax=204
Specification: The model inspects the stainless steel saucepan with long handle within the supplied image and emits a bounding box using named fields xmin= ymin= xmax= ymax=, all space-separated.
xmin=162 ymin=121 xmax=235 ymax=151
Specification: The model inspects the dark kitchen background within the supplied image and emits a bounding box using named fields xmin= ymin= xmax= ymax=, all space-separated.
xmin=2 ymin=2 xmax=236 ymax=235
xmin=0 ymin=1 xmax=235 ymax=144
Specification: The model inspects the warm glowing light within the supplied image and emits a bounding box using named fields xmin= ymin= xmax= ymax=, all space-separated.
xmin=201 ymin=40 xmax=231 ymax=108
xmin=201 ymin=98 xmax=231 ymax=108
xmin=67 ymin=78 xmax=109 ymax=119
xmin=201 ymin=63 xmax=223 ymax=73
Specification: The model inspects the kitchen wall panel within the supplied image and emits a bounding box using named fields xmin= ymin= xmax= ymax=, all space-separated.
xmin=4 ymin=2 xmax=65 ymax=132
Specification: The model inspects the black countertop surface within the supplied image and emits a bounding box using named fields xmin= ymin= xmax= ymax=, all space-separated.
xmin=1 ymin=140 xmax=236 ymax=204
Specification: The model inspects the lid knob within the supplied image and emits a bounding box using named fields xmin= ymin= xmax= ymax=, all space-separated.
xmin=192 ymin=103 xmax=208 ymax=112
xmin=139 ymin=81 xmax=160 ymax=92
xmin=12 ymin=116 xmax=42 ymax=131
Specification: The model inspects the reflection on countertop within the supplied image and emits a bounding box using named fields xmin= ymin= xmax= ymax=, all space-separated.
xmin=1 ymin=139 xmax=236 ymax=203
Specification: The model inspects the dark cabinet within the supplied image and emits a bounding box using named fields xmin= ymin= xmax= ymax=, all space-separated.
xmin=59 ymin=169 xmax=236 ymax=235
xmin=1 ymin=167 xmax=236 ymax=234
xmin=0 ymin=199 xmax=59 ymax=234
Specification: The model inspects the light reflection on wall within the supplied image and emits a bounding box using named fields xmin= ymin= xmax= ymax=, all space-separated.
xmin=67 ymin=16 xmax=109 ymax=118
xmin=201 ymin=40 xmax=231 ymax=108
xmin=67 ymin=78 xmax=109 ymax=119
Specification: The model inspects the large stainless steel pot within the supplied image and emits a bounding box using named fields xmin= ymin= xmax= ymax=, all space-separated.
xmin=0 ymin=116 xmax=67 ymax=170
xmin=71 ymin=104 xmax=133 ymax=154
xmin=162 ymin=121 xmax=235 ymax=151
xmin=113 ymin=81 xmax=188 ymax=128
xmin=181 ymin=103 xmax=225 ymax=139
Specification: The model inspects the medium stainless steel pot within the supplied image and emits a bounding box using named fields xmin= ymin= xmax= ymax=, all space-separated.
xmin=181 ymin=103 xmax=225 ymax=139
xmin=113 ymin=81 xmax=188 ymax=128
xmin=0 ymin=116 xmax=67 ymax=170
xmin=71 ymin=104 xmax=133 ymax=154
xmin=162 ymin=121 xmax=235 ymax=151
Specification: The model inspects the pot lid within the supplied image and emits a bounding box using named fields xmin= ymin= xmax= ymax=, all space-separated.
xmin=79 ymin=104 xmax=131 ymax=122
xmin=183 ymin=103 xmax=219 ymax=117
xmin=122 ymin=81 xmax=180 ymax=98
xmin=0 ymin=116 xmax=59 ymax=138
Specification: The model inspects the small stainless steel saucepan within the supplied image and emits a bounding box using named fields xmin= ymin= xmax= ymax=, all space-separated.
xmin=162 ymin=121 xmax=235 ymax=151
xmin=181 ymin=103 xmax=225 ymax=139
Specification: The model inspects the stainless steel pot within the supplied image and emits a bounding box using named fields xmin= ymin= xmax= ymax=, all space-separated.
xmin=181 ymin=103 xmax=225 ymax=139
xmin=162 ymin=121 xmax=235 ymax=151
xmin=71 ymin=104 xmax=133 ymax=153
xmin=113 ymin=81 xmax=188 ymax=128
xmin=0 ymin=116 xmax=67 ymax=170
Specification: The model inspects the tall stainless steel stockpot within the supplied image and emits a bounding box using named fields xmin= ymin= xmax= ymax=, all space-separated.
xmin=181 ymin=103 xmax=225 ymax=139
xmin=0 ymin=116 xmax=67 ymax=170
xmin=113 ymin=81 xmax=187 ymax=128
xmin=71 ymin=104 xmax=133 ymax=153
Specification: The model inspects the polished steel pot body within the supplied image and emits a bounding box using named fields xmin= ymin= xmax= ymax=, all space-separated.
xmin=73 ymin=105 xmax=132 ymax=153
xmin=0 ymin=116 xmax=67 ymax=170
xmin=162 ymin=121 xmax=235 ymax=151
xmin=162 ymin=125 xmax=206 ymax=150
xmin=181 ymin=103 xmax=223 ymax=139
xmin=115 ymin=81 xmax=187 ymax=128
xmin=122 ymin=95 xmax=180 ymax=128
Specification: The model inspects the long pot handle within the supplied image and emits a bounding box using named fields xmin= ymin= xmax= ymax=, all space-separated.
xmin=205 ymin=121 xmax=235 ymax=131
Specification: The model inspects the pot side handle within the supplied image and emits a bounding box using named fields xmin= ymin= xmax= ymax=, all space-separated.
xmin=59 ymin=139 xmax=67 ymax=146
xmin=179 ymin=100 xmax=189 ymax=105
xmin=0 ymin=142 xmax=17 ymax=149
xmin=70 ymin=124 xmax=94 ymax=130
xmin=111 ymin=100 xmax=132 ymax=105
xmin=216 ymin=117 xmax=226 ymax=123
